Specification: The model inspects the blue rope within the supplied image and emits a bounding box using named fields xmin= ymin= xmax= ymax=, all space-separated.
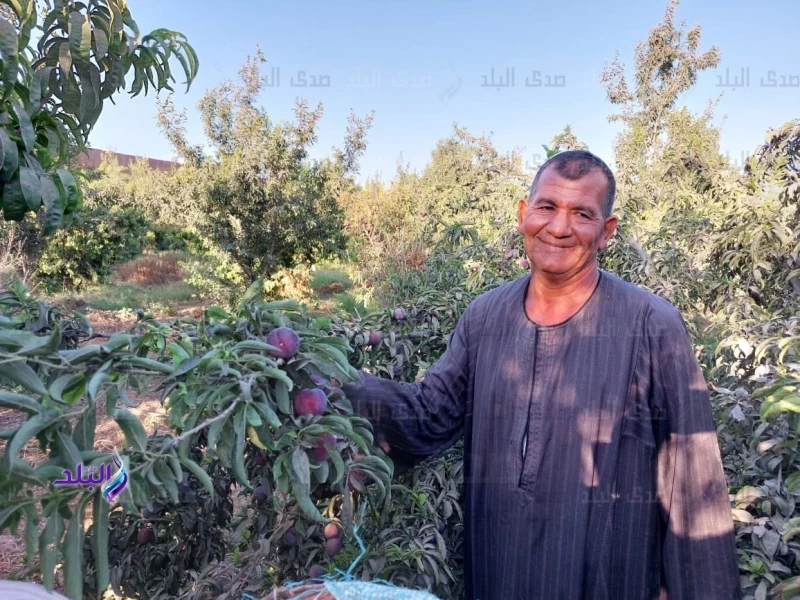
xmin=274 ymin=502 xmax=410 ymax=598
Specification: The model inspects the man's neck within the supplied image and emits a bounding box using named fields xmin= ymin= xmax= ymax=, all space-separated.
xmin=525 ymin=266 xmax=601 ymax=326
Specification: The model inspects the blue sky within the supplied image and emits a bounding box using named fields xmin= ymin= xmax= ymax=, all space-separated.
xmin=89 ymin=0 xmax=799 ymax=182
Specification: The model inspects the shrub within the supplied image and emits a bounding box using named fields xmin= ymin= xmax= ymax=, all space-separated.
xmin=36 ymin=206 xmax=149 ymax=290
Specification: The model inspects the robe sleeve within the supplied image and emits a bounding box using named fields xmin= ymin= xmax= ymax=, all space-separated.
xmin=647 ymin=303 xmax=741 ymax=599
xmin=340 ymin=301 xmax=478 ymax=462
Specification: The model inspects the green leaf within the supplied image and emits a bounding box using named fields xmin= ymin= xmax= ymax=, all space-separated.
xmin=275 ymin=380 xmax=291 ymax=415
xmin=58 ymin=38 xmax=72 ymax=73
xmin=92 ymin=495 xmax=110 ymax=597
xmin=19 ymin=323 xmax=60 ymax=356
xmin=241 ymin=278 xmax=264 ymax=305
xmin=179 ymin=455 xmax=214 ymax=496
xmin=56 ymin=168 xmax=82 ymax=213
xmin=292 ymin=446 xmax=310 ymax=490
xmin=253 ymin=401 xmax=281 ymax=429
xmin=12 ymin=104 xmax=35 ymax=153
xmin=22 ymin=503 xmax=39 ymax=562
xmin=263 ymin=367 xmax=294 ymax=391
xmin=29 ymin=66 xmax=54 ymax=115
xmin=0 ymin=357 xmax=48 ymax=394
xmin=0 ymin=128 xmax=17 ymax=180
xmin=115 ymin=408 xmax=147 ymax=452
xmin=56 ymin=429 xmax=83 ymax=471
xmin=2 ymin=178 xmax=27 ymax=221
xmin=232 ymin=339 xmax=283 ymax=354
xmin=245 ymin=404 xmax=262 ymax=427
xmin=93 ymin=28 xmax=108 ymax=58
xmin=0 ymin=505 xmax=19 ymax=533
xmin=232 ymin=430 xmax=250 ymax=489
xmin=41 ymin=174 xmax=65 ymax=235
xmin=330 ymin=448 xmax=345 ymax=484
xmin=291 ymin=475 xmax=323 ymax=522
xmin=19 ymin=166 xmax=41 ymax=211
xmin=0 ymin=18 xmax=19 ymax=99
xmin=125 ymin=356 xmax=174 ymax=374
xmin=40 ymin=512 xmax=64 ymax=591
xmin=69 ymin=11 xmax=91 ymax=63
xmin=88 ymin=372 xmax=110 ymax=402
xmin=72 ymin=404 xmax=96 ymax=451
xmin=63 ymin=493 xmax=89 ymax=600
xmin=0 ymin=391 xmax=41 ymax=414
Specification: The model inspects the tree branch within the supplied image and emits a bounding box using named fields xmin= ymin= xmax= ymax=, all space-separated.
xmin=170 ymin=397 xmax=242 ymax=447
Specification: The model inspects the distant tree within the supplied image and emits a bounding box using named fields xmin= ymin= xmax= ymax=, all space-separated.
xmin=158 ymin=48 xmax=373 ymax=282
xmin=542 ymin=124 xmax=587 ymax=157
xmin=0 ymin=0 xmax=197 ymax=234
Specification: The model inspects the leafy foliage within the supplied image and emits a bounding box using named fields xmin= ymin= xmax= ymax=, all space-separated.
xmin=36 ymin=204 xmax=147 ymax=289
xmin=0 ymin=0 xmax=197 ymax=233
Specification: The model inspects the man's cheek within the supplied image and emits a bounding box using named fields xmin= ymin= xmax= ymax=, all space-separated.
xmin=518 ymin=219 xmax=539 ymax=236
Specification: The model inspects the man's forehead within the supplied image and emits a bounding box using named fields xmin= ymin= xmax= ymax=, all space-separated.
xmin=530 ymin=170 xmax=607 ymax=208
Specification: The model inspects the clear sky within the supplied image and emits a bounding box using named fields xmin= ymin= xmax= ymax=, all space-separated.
xmin=89 ymin=0 xmax=799 ymax=182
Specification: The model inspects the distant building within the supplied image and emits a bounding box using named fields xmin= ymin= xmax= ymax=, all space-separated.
xmin=73 ymin=148 xmax=179 ymax=173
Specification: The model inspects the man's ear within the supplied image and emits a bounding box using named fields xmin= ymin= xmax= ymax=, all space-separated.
xmin=517 ymin=199 xmax=527 ymax=233
xmin=598 ymin=215 xmax=618 ymax=249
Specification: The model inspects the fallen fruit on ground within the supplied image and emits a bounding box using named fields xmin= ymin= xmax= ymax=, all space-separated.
xmin=137 ymin=526 xmax=154 ymax=545
xmin=253 ymin=486 xmax=267 ymax=504
xmin=265 ymin=326 xmax=300 ymax=359
xmin=282 ymin=526 xmax=297 ymax=546
xmin=309 ymin=564 xmax=325 ymax=579
xmin=294 ymin=388 xmax=328 ymax=417
xmin=323 ymin=522 xmax=342 ymax=540
xmin=324 ymin=536 xmax=343 ymax=557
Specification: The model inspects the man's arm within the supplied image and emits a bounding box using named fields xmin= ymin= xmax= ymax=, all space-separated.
xmin=649 ymin=304 xmax=741 ymax=599
xmin=340 ymin=302 xmax=476 ymax=462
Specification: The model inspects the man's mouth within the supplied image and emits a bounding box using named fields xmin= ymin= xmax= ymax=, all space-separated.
xmin=538 ymin=239 xmax=574 ymax=249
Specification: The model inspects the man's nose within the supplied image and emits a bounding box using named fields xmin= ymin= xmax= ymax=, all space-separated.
xmin=545 ymin=209 xmax=572 ymax=237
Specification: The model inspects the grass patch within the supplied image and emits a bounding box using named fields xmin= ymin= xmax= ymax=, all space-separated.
xmin=333 ymin=292 xmax=369 ymax=316
xmin=309 ymin=268 xmax=352 ymax=297
xmin=50 ymin=282 xmax=199 ymax=313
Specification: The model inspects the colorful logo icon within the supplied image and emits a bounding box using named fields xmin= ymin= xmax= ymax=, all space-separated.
xmin=101 ymin=450 xmax=128 ymax=504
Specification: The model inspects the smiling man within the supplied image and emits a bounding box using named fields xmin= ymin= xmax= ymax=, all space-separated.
xmin=341 ymin=150 xmax=741 ymax=599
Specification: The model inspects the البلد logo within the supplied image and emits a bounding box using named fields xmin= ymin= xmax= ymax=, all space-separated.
xmin=101 ymin=450 xmax=128 ymax=504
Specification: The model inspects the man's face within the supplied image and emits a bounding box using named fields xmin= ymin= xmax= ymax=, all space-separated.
xmin=517 ymin=167 xmax=617 ymax=280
